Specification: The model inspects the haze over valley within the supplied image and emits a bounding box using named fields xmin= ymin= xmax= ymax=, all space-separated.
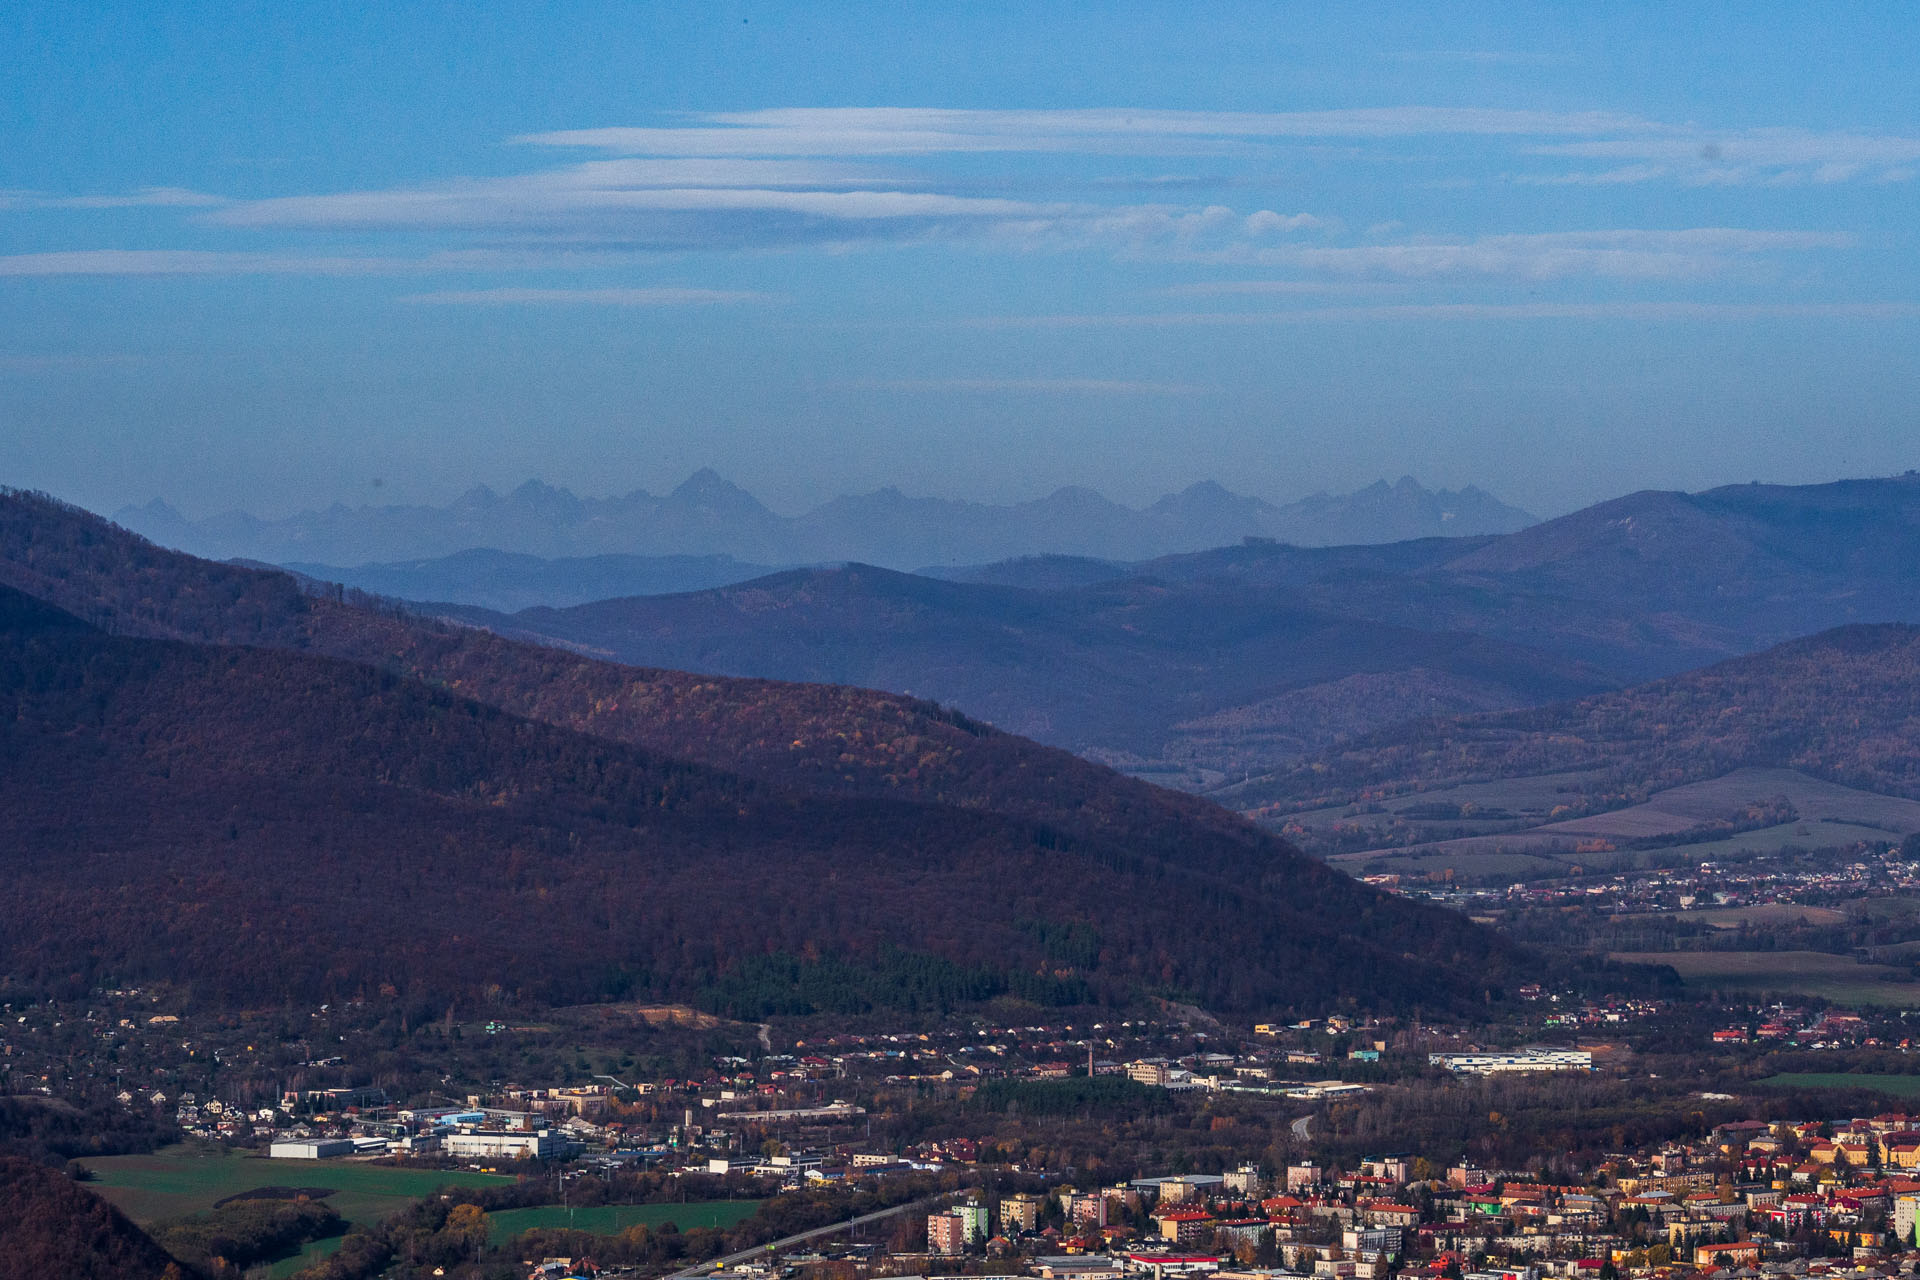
xmin=11 ymin=6 xmax=1920 ymax=1277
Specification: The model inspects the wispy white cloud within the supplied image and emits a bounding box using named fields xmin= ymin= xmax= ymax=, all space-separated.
xmin=0 ymin=247 xmax=692 ymax=277
xmin=208 ymin=156 xmax=920 ymax=230
xmin=216 ymin=178 xmax=1065 ymax=232
xmin=510 ymin=107 xmax=1920 ymax=192
xmin=0 ymin=186 xmax=227 ymax=211
xmin=1159 ymin=279 xmax=1392 ymax=297
xmin=0 ymin=225 xmax=1840 ymax=289
xmin=846 ymin=376 xmax=1208 ymax=395
xmin=1237 ymin=229 xmax=1854 ymax=281
xmin=0 ymin=249 xmax=404 ymax=276
xmin=516 ymin=106 xmax=1662 ymax=158
xmin=1512 ymin=164 xmax=1670 ymax=186
xmin=1527 ymin=127 xmax=1920 ymax=186
xmin=4 ymin=108 xmax=1894 ymax=295
xmin=397 ymin=287 xmax=776 ymax=305
xmin=203 ymin=153 xmax=1334 ymax=261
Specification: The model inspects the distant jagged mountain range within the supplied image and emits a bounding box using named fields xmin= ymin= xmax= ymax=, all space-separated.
xmin=115 ymin=471 xmax=1537 ymax=570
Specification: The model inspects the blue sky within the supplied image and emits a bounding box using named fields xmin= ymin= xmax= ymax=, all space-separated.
xmin=3 ymin=2 xmax=1917 ymax=519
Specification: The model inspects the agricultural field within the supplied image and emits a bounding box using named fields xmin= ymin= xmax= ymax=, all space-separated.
xmin=1538 ymin=769 xmax=1920 ymax=837
xmin=84 ymin=1146 xmax=511 ymax=1229
xmin=1758 ymin=1072 xmax=1920 ymax=1098
xmin=1322 ymin=768 xmax=1919 ymax=883
xmin=485 ymin=1200 xmax=763 ymax=1245
xmin=1608 ymin=949 xmax=1920 ymax=1006
xmin=1676 ymin=903 xmax=1849 ymax=929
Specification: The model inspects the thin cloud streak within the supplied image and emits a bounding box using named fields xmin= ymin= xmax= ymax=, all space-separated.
xmin=1239 ymin=229 xmax=1853 ymax=281
xmin=503 ymin=109 xmax=1920 ymax=191
xmin=215 ymin=181 xmax=1067 ymax=230
xmin=208 ymin=163 xmax=1329 ymax=260
xmin=1512 ymin=165 xmax=1671 ymax=186
xmin=0 ymin=186 xmax=227 ymax=211
xmin=846 ymin=377 xmax=1209 ymax=395
xmin=516 ymin=106 xmax=1662 ymax=157
xmin=970 ymin=300 xmax=1920 ymax=327
xmin=1160 ymin=280 xmax=1397 ymax=297
xmin=397 ymin=287 xmax=777 ymax=305
xmin=1527 ymin=127 xmax=1920 ymax=186
xmin=0 ymin=249 xmax=406 ymax=276
xmin=0 ymin=247 xmax=736 ymax=278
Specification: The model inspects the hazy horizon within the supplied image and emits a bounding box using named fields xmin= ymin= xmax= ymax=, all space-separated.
xmin=5 ymin=3 xmax=1918 ymax=521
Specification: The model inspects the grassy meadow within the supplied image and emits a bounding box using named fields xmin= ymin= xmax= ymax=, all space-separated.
xmin=84 ymin=1145 xmax=512 ymax=1228
xmin=484 ymin=1200 xmax=763 ymax=1245
xmin=1609 ymin=949 xmax=1920 ymax=1006
xmin=1759 ymin=1072 xmax=1920 ymax=1098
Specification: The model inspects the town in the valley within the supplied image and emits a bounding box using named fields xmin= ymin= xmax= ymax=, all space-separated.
xmin=17 ymin=976 xmax=1920 ymax=1280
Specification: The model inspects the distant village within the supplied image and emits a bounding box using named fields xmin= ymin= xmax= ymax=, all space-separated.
xmin=1368 ymin=846 xmax=1920 ymax=914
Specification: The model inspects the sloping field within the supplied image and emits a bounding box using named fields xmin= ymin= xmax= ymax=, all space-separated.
xmin=1609 ymin=950 xmax=1920 ymax=1006
xmin=485 ymin=1200 xmax=763 ymax=1245
xmin=1759 ymin=1072 xmax=1920 ymax=1098
xmin=1542 ymin=769 xmax=1920 ymax=838
xmin=85 ymin=1146 xmax=511 ymax=1227
xmin=1686 ymin=903 xmax=1848 ymax=928
xmin=1330 ymin=768 xmax=1920 ymax=882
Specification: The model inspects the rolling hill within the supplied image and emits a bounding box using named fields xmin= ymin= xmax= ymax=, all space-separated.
xmin=0 ymin=1157 xmax=179 ymax=1280
xmin=277 ymin=547 xmax=785 ymax=611
xmin=431 ymin=562 xmax=1610 ymax=785
xmin=0 ymin=490 xmax=1522 ymax=1017
xmin=1229 ymin=623 xmax=1920 ymax=880
xmin=376 ymin=473 xmax=1920 ymax=787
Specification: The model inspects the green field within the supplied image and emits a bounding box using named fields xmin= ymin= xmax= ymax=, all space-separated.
xmin=485 ymin=1200 xmax=763 ymax=1245
xmin=1610 ymin=949 xmax=1920 ymax=1006
xmin=263 ymin=1232 xmax=346 ymax=1279
xmin=85 ymin=1146 xmax=512 ymax=1230
xmin=1759 ymin=1072 xmax=1920 ymax=1098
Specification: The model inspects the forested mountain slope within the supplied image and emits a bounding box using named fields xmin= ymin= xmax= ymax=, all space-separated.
xmin=0 ymin=1157 xmax=179 ymax=1280
xmin=1235 ymin=623 xmax=1920 ymax=818
xmin=0 ymin=493 xmax=1523 ymax=1016
xmin=431 ymin=563 xmax=1608 ymax=763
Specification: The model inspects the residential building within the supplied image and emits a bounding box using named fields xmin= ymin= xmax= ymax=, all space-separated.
xmin=1000 ymin=1193 xmax=1045 ymax=1233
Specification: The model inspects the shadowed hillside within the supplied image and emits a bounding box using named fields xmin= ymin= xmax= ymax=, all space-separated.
xmin=0 ymin=1157 xmax=180 ymax=1280
xmin=0 ymin=493 xmax=1524 ymax=1016
xmin=429 ymin=562 xmax=1611 ymax=785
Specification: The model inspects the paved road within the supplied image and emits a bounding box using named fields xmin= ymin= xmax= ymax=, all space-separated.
xmin=1291 ymin=1114 xmax=1312 ymax=1138
xmin=668 ymin=1194 xmax=950 ymax=1278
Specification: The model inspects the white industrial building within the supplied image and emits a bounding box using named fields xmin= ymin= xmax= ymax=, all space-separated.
xmin=1429 ymin=1048 xmax=1592 ymax=1074
xmin=443 ymin=1129 xmax=561 ymax=1160
xmin=269 ymin=1138 xmax=355 ymax=1159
